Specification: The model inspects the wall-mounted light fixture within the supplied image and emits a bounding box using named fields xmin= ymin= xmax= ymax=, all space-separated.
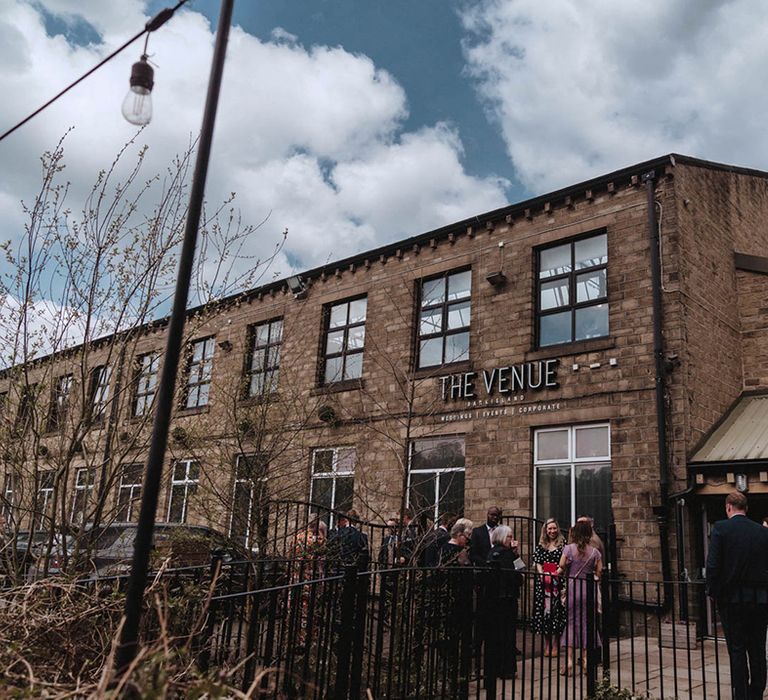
xmin=486 ymin=241 xmax=507 ymax=288
xmin=217 ymin=339 xmax=233 ymax=352
xmin=287 ymin=274 xmax=308 ymax=299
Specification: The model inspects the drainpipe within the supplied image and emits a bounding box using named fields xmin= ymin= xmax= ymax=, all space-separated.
xmin=643 ymin=169 xmax=674 ymax=610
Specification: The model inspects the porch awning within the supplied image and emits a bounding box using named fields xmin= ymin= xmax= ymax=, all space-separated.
xmin=690 ymin=392 xmax=768 ymax=463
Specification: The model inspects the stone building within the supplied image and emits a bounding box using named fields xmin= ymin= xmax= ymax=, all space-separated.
xmin=2 ymin=153 xmax=767 ymax=597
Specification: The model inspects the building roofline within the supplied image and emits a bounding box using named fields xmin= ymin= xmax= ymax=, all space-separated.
xmin=6 ymin=152 xmax=768 ymax=374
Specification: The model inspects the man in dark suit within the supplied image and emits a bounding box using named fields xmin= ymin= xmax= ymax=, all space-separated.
xmin=421 ymin=512 xmax=456 ymax=567
xmin=470 ymin=506 xmax=502 ymax=566
xmin=706 ymin=491 xmax=768 ymax=700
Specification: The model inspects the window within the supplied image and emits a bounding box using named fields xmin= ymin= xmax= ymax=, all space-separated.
xmin=185 ymin=337 xmax=215 ymax=408
xmin=37 ymin=471 xmax=55 ymax=528
xmin=15 ymin=383 xmax=37 ymax=433
xmin=48 ymin=374 xmax=73 ymax=431
xmin=322 ymin=297 xmax=367 ymax=384
xmin=72 ymin=467 xmax=95 ymax=524
xmin=418 ymin=269 xmax=471 ymax=369
xmin=310 ymin=447 xmax=355 ymax=526
xmin=1 ymin=473 xmax=15 ymax=522
xmin=116 ymin=463 xmax=143 ymax=522
xmin=408 ymin=436 xmax=465 ymax=526
xmin=133 ymin=352 xmax=160 ymax=417
xmin=534 ymin=424 xmax=612 ymax=532
xmin=89 ymin=365 xmax=112 ymax=422
xmin=167 ymin=459 xmax=199 ymax=523
xmin=246 ymin=318 xmax=282 ymax=397
xmin=230 ymin=454 xmax=268 ymax=548
xmin=536 ymin=232 xmax=608 ymax=347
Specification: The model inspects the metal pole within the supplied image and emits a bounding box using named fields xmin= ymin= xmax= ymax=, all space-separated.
xmin=115 ymin=0 xmax=235 ymax=672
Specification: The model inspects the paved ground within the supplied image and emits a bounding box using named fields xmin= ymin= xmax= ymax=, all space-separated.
xmin=470 ymin=636 xmax=732 ymax=699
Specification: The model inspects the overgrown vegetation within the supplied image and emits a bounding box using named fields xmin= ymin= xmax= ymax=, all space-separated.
xmin=0 ymin=575 xmax=282 ymax=698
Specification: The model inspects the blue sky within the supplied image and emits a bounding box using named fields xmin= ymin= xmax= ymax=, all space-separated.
xmin=1 ymin=0 xmax=768 ymax=311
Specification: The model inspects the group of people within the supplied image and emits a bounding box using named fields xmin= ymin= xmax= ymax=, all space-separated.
xmin=377 ymin=506 xmax=604 ymax=678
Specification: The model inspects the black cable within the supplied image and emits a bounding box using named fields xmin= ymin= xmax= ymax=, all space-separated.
xmin=0 ymin=0 xmax=190 ymax=144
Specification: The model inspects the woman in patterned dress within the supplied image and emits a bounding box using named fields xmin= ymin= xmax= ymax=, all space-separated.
xmin=532 ymin=518 xmax=566 ymax=657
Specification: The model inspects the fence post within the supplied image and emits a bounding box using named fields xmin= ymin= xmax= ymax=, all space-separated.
xmin=586 ymin=577 xmax=597 ymax=696
xmin=601 ymin=572 xmax=610 ymax=677
xmin=334 ymin=564 xmax=360 ymax=699
xmin=349 ymin=570 xmax=370 ymax=699
xmin=482 ymin=565 xmax=501 ymax=697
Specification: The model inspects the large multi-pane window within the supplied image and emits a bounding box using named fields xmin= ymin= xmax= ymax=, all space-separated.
xmin=246 ymin=319 xmax=282 ymax=397
xmin=167 ymin=459 xmax=199 ymax=523
xmin=310 ymin=447 xmax=355 ymax=526
xmin=116 ymin=463 xmax=143 ymax=522
xmin=185 ymin=337 xmax=215 ymax=408
xmin=418 ymin=269 xmax=471 ymax=369
xmin=534 ymin=424 xmax=612 ymax=532
xmin=230 ymin=454 xmax=268 ymax=548
xmin=322 ymin=297 xmax=367 ymax=384
xmin=71 ymin=467 xmax=95 ymax=524
xmin=89 ymin=365 xmax=112 ymax=422
xmin=48 ymin=374 xmax=73 ymax=431
xmin=37 ymin=471 xmax=55 ymax=528
xmin=536 ymin=232 xmax=608 ymax=347
xmin=408 ymin=436 xmax=465 ymax=526
xmin=133 ymin=352 xmax=160 ymax=417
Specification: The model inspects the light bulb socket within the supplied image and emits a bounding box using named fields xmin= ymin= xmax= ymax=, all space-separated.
xmin=130 ymin=56 xmax=154 ymax=93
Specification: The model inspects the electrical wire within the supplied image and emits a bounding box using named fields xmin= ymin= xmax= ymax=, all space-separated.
xmin=0 ymin=0 xmax=190 ymax=144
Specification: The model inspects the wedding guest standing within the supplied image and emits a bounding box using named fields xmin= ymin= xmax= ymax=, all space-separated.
xmin=532 ymin=518 xmax=567 ymax=657
xmin=558 ymin=520 xmax=602 ymax=676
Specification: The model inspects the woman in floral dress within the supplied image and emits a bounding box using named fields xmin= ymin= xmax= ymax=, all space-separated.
xmin=532 ymin=518 xmax=566 ymax=657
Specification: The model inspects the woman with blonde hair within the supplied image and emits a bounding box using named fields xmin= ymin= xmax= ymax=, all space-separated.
xmin=532 ymin=518 xmax=567 ymax=657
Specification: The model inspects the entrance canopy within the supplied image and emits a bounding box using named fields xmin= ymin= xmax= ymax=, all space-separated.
xmin=691 ymin=393 xmax=768 ymax=463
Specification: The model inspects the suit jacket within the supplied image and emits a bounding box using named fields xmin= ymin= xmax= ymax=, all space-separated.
xmin=470 ymin=524 xmax=494 ymax=566
xmin=422 ymin=526 xmax=450 ymax=567
xmin=706 ymin=514 xmax=768 ymax=604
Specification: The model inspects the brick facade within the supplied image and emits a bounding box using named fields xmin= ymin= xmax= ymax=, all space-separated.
xmin=3 ymin=154 xmax=768 ymax=585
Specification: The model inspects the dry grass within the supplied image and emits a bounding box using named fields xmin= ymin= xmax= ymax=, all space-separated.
xmin=0 ymin=574 xmax=283 ymax=699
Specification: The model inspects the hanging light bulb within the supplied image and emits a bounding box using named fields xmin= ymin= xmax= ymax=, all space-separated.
xmin=121 ymin=55 xmax=154 ymax=125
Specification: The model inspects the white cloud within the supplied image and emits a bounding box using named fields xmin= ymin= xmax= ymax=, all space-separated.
xmin=0 ymin=0 xmax=508 ymax=314
xmin=460 ymin=0 xmax=768 ymax=191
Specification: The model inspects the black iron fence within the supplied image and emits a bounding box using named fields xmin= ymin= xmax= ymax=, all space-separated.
xmin=196 ymin=566 xmax=733 ymax=699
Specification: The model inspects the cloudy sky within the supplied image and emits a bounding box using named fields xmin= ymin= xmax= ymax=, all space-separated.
xmin=0 ymin=0 xmax=766 ymax=294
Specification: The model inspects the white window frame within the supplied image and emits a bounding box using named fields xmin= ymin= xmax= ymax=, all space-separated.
xmin=533 ymin=423 xmax=611 ymax=526
xmin=309 ymin=447 xmax=355 ymax=527
xmin=247 ymin=318 xmax=283 ymax=397
xmin=71 ymin=467 xmax=95 ymax=524
xmin=90 ymin=365 xmax=112 ymax=420
xmin=167 ymin=459 xmax=199 ymax=523
xmin=37 ymin=471 xmax=55 ymax=528
xmin=2 ymin=473 xmax=15 ymax=523
xmin=134 ymin=352 xmax=160 ymax=417
xmin=185 ymin=337 xmax=216 ymax=409
xmin=406 ymin=435 xmax=466 ymax=524
xmin=229 ymin=454 xmax=268 ymax=548
xmin=117 ymin=463 xmax=143 ymax=522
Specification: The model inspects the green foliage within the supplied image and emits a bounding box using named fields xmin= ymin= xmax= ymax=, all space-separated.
xmin=590 ymin=680 xmax=658 ymax=700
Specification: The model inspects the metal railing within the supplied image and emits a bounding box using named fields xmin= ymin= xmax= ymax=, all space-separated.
xmin=196 ymin=567 xmax=732 ymax=699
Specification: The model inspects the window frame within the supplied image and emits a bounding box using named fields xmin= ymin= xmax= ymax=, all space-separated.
xmin=535 ymin=230 xmax=609 ymax=349
xmin=406 ymin=434 xmax=466 ymax=525
xmin=167 ymin=458 xmax=200 ymax=523
xmin=245 ymin=318 xmax=283 ymax=398
xmin=133 ymin=352 xmax=160 ymax=417
xmin=229 ymin=453 xmax=268 ymax=548
xmin=37 ymin=471 xmax=55 ymax=529
xmin=1 ymin=473 xmax=16 ymax=523
xmin=416 ymin=267 xmax=472 ymax=370
xmin=184 ymin=337 xmax=216 ymax=409
xmin=89 ymin=364 xmax=112 ymax=423
xmin=116 ymin=463 xmax=143 ymax=522
xmin=320 ymin=296 xmax=367 ymax=386
xmin=48 ymin=373 xmax=74 ymax=432
xmin=309 ymin=447 xmax=356 ymax=527
xmin=533 ymin=423 xmax=611 ymax=529
xmin=71 ymin=467 xmax=95 ymax=525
